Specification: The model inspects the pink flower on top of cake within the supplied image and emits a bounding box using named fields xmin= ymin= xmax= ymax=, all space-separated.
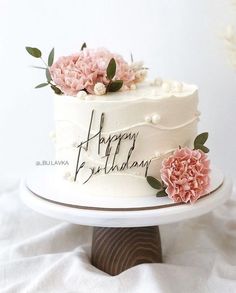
xmin=160 ymin=147 xmax=210 ymax=204
xmin=49 ymin=48 xmax=136 ymax=96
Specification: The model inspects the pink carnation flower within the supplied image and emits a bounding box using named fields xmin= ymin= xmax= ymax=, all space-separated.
xmin=160 ymin=147 xmax=210 ymax=204
xmin=49 ymin=48 xmax=136 ymax=96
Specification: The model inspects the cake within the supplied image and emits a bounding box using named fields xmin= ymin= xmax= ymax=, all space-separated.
xmin=26 ymin=45 xmax=210 ymax=204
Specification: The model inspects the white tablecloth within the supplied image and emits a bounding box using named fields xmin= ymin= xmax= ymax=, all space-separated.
xmin=0 ymin=179 xmax=236 ymax=293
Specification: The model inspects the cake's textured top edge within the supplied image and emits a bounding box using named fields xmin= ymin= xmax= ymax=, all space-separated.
xmin=58 ymin=81 xmax=198 ymax=103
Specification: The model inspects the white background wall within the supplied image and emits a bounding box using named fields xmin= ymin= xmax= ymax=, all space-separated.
xmin=0 ymin=0 xmax=236 ymax=181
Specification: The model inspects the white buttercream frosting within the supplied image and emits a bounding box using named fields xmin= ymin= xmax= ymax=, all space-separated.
xmin=53 ymin=81 xmax=199 ymax=197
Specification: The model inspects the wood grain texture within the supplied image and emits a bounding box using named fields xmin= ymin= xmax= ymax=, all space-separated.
xmin=91 ymin=226 xmax=162 ymax=275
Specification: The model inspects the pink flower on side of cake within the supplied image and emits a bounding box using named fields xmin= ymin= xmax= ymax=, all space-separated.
xmin=160 ymin=147 xmax=210 ymax=203
xmin=147 ymin=132 xmax=211 ymax=204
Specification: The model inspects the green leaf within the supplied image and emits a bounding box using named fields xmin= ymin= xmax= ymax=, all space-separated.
xmin=46 ymin=68 xmax=52 ymax=82
xmin=35 ymin=83 xmax=48 ymax=89
xmin=194 ymin=132 xmax=208 ymax=148
xmin=50 ymin=85 xmax=63 ymax=95
xmin=106 ymin=80 xmax=123 ymax=92
xmin=156 ymin=190 xmax=168 ymax=197
xmin=48 ymin=48 xmax=54 ymax=66
xmin=195 ymin=144 xmax=209 ymax=153
xmin=147 ymin=176 xmax=162 ymax=190
xmin=81 ymin=42 xmax=87 ymax=50
xmin=106 ymin=58 xmax=116 ymax=80
xmin=25 ymin=47 xmax=42 ymax=58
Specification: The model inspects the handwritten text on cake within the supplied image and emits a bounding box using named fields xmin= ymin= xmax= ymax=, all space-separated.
xmin=74 ymin=110 xmax=152 ymax=183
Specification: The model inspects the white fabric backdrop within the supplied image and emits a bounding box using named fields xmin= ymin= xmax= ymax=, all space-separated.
xmin=0 ymin=180 xmax=236 ymax=293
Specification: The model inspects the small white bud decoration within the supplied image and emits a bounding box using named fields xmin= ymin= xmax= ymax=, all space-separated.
xmin=76 ymin=90 xmax=87 ymax=99
xmin=130 ymin=61 xmax=144 ymax=71
xmin=145 ymin=115 xmax=152 ymax=123
xmin=173 ymin=81 xmax=183 ymax=93
xmin=94 ymin=82 xmax=106 ymax=96
xmin=135 ymin=69 xmax=148 ymax=83
xmin=151 ymin=114 xmax=161 ymax=124
xmin=151 ymin=77 xmax=163 ymax=87
xmin=130 ymin=84 xmax=137 ymax=90
xmin=162 ymin=81 xmax=171 ymax=92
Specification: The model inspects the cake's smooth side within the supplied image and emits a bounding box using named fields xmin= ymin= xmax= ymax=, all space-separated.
xmin=54 ymin=83 xmax=199 ymax=197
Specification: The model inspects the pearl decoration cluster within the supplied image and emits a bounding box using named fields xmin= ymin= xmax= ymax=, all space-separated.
xmin=145 ymin=113 xmax=161 ymax=124
xmin=162 ymin=81 xmax=183 ymax=93
xmin=151 ymin=78 xmax=183 ymax=93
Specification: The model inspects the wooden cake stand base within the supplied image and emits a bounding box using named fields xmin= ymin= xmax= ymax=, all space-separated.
xmin=91 ymin=226 xmax=162 ymax=275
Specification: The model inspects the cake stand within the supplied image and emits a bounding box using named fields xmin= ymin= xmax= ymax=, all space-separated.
xmin=20 ymin=167 xmax=233 ymax=276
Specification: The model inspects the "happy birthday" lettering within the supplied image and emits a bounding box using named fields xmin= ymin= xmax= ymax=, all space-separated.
xmin=73 ymin=110 xmax=152 ymax=183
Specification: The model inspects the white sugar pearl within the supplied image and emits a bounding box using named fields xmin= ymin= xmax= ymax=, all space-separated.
xmin=76 ymin=90 xmax=87 ymax=99
xmin=130 ymin=84 xmax=137 ymax=90
xmin=63 ymin=171 xmax=71 ymax=179
xmin=72 ymin=141 xmax=78 ymax=147
xmin=154 ymin=77 xmax=163 ymax=86
xmin=151 ymin=114 xmax=161 ymax=124
xmin=94 ymin=82 xmax=106 ymax=96
xmin=162 ymin=81 xmax=171 ymax=92
xmin=145 ymin=115 xmax=152 ymax=123
xmin=69 ymin=176 xmax=75 ymax=182
xmin=173 ymin=81 xmax=183 ymax=93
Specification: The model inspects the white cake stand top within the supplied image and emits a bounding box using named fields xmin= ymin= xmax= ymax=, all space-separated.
xmin=20 ymin=167 xmax=233 ymax=227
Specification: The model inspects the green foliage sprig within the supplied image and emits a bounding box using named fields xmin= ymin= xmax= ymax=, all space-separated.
xmin=146 ymin=176 xmax=168 ymax=197
xmin=25 ymin=46 xmax=63 ymax=95
xmin=146 ymin=132 xmax=210 ymax=197
xmin=106 ymin=58 xmax=123 ymax=93
xmin=194 ymin=132 xmax=209 ymax=153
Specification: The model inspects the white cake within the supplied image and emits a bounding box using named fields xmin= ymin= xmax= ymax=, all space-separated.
xmin=26 ymin=45 xmax=210 ymax=203
xmin=53 ymin=81 xmax=199 ymax=197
